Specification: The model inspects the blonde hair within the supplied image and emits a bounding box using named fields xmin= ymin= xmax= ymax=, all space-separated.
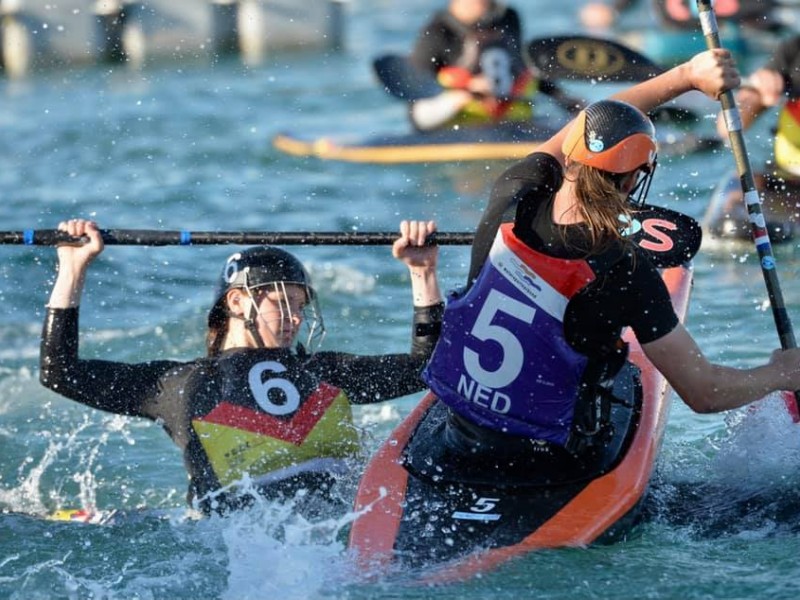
xmin=562 ymin=162 xmax=635 ymax=254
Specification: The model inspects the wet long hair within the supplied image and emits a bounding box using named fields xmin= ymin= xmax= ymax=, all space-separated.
xmin=561 ymin=162 xmax=635 ymax=254
xmin=206 ymin=307 xmax=229 ymax=357
xmin=559 ymin=99 xmax=657 ymax=254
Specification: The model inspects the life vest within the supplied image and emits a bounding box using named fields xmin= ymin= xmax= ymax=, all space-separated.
xmin=191 ymin=354 xmax=361 ymax=487
xmin=774 ymin=99 xmax=800 ymax=177
xmin=437 ymin=7 xmax=534 ymax=126
xmin=423 ymin=224 xmax=623 ymax=448
xmin=438 ymin=66 xmax=535 ymax=125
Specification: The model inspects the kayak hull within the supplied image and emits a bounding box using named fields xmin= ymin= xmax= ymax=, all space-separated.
xmin=348 ymin=265 xmax=694 ymax=581
xmin=273 ymin=121 xmax=557 ymax=164
xmin=273 ymin=124 xmax=719 ymax=164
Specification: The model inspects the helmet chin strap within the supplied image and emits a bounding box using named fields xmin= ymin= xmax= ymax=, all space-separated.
xmin=243 ymin=304 xmax=267 ymax=349
xmin=227 ymin=287 xmax=267 ymax=348
xmin=625 ymin=158 xmax=658 ymax=207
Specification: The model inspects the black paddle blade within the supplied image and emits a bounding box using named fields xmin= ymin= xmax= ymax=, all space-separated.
xmin=527 ymin=36 xmax=664 ymax=82
xmin=624 ymin=205 xmax=703 ymax=268
xmin=648 ymin=105 xmax=701 ymax=127
xmin=373 ymin=54 xmax=444 ymax=101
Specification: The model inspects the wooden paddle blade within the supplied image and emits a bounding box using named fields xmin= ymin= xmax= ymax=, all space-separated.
xmin=527 ymin=36 xmax=664 ymax=82
xmin=373 ymin=54 xmax=444 ymax=101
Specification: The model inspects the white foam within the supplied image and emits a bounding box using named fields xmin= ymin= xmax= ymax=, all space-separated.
xmin=306 ymin=261 xmax=376 ymax=296
xmin=218 ymin=495 xmax=354 ymax=600
xmin=711 ymin=392 xmax=800 ymax=487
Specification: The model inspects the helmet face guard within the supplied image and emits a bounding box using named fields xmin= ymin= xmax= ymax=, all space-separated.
xmin=626 ymin=159 xmax=657 ymax=207
xmin=209 ymin=247 xmax=326 ymax=353
xmin=246 ymin=281 xmax=325 ymax=354
xmin=610 ymin=158 xmax=659 ymax=208
xmin=562 ymin=99 xmax=658 ymax=206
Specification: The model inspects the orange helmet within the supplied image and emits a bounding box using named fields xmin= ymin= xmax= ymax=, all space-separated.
xmin=562 ymin=99 xmax=657 ymax=174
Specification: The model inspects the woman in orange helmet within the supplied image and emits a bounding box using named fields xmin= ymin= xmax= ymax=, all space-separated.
xmin=422 ymin=48 xmax=800 ymax=469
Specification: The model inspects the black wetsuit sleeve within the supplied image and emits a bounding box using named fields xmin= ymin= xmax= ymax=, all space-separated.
xmin=499 ymin=8 xmax=527 ymax=78
xmin=409 ymin=12 xmax=453 ymax=74
xmin=502 ymin=8 xmax=523 ymax=52
xmin=39 ymin=307 xmax=182 ymax=418
xmin=411 ymin=302 xmax=445 ymax=356
xmin=469 ymin=152 xmax=562 ymax=283
xmin=314 ymin=301 xmax=444 ymax=404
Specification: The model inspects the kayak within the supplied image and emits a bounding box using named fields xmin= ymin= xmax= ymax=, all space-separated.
xmin=702 ymin=170 xmax=800 ymax=244
xmin=274 ymin=34 xmax=721 ymax=166
xmin=273 ymin=123 xmax=720 ymax=165
xmin=348 ymin=263 xmax=693 ymax=582
xmin=44 ymin=507 xmax=200 ymax=525
xmin=272 ymin=121 xmax=560 ymax=164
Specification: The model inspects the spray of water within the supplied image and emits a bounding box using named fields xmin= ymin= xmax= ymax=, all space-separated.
xmin=218 ymin=490 xmax=355 ymax=599
xmin=714 ymin=392 xmax=800 ymax=486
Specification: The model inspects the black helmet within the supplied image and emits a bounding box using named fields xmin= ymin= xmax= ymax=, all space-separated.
xmin=208 ymin=246 xmax=324 ymax=351
xmin=562 ymin=99 xmax=657 ymax=173
xmin=562 ymin=99 xmax=658 ymax=205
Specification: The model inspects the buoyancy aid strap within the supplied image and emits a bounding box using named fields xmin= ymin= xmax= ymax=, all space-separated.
xmin=566 ymin=341 xmax=629 ymax=455
xmin=564 ymin=250 xmax=630 ymax=454
xmin=497 ymin=222 xmax=630 ymax=448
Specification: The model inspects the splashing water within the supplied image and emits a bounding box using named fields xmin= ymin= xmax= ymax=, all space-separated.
xmin=648 ymin=392 xmax=800 ymax=540
xmin=714 ymin=392 xmax=800 ymax=486
xmin=218 ymin=493 xmax=357 ymax=600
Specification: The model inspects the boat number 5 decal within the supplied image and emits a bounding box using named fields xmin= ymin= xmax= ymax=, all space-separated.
xmin=471 ymin=497 xmax=501 ymax=512
xmin=464 ymin=288 xmax=535 ymax=388
xmin=247 ymin=360 xmax=300 ymax=416
xmin=452 ymin=496 xmax=503 ymax=521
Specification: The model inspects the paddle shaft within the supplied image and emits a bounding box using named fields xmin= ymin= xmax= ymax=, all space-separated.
xmin=0 ymin=229 xmax=475 ymax=246
xmin=697 ymin=0 xmax=800 ymax=408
